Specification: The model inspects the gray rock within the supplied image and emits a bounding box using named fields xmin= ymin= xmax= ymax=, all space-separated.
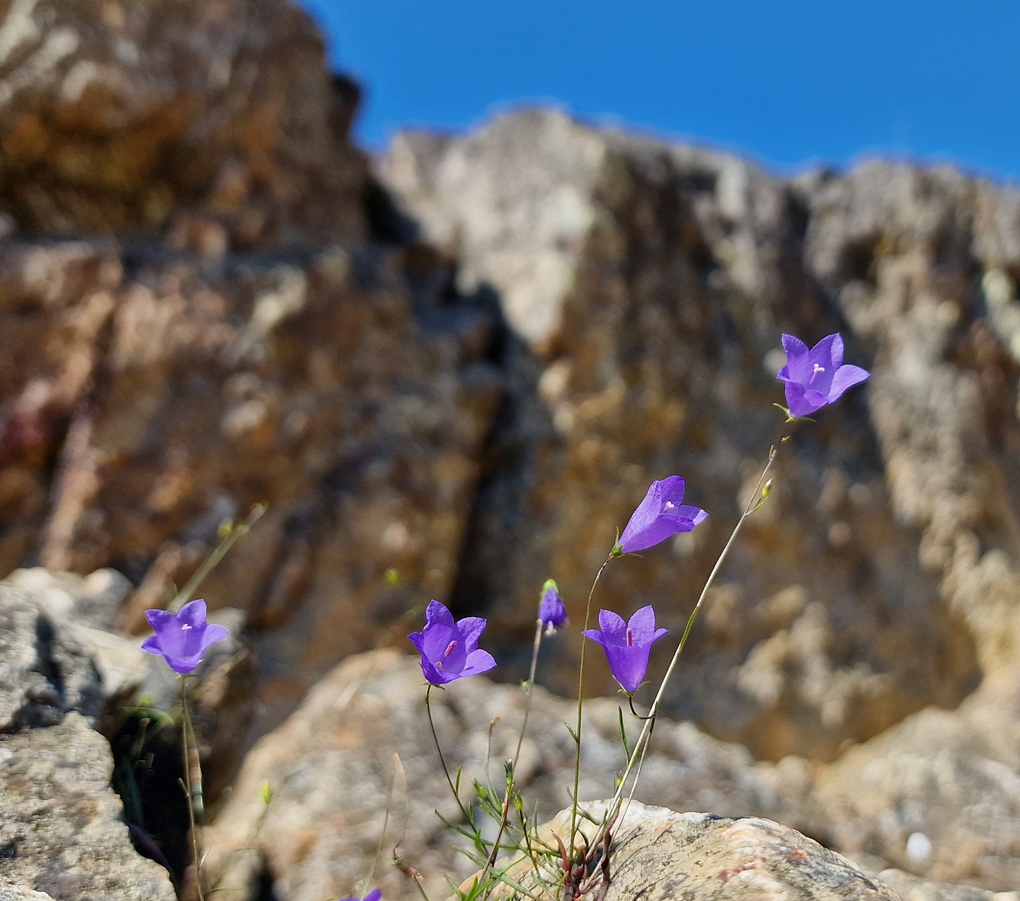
xmin=0 ymin=584 xmax=103 ymax=728
xmin=471 ymin=800 xmax=901 ymax=900
xmin=0 ymin=712 xmax=175 ymax=901
xmin=4 ymin=567 xmax=132 ymax=631
xmin=876 ymin=869 xmax=1017 ymax=901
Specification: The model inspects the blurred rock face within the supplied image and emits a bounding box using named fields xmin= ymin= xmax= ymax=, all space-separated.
xmin=379 ymin=113 xmax=1014 ymax=760
xmin=0 ymin=0 xmax=366 ymax=246
xmin=1 ymin=0 xmax=1020 ymax=788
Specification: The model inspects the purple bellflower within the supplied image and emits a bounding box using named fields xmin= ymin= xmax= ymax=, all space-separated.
xmin=141 ymin=599 xmax=229 ymax=675
xmin=614 ymin=476 xmax=708 ymax=555
xmin=582 ymin=606 xmax=668 ymax=694
xmin=538 ymin=579 xmax=568 ymax=634
xmin=340 ymin=891 xmax=381 ymax=901
xmin=408 ymin=600 xmax=497 ymax=685
xmin=776 ymin=333 xmax=870 ymax=419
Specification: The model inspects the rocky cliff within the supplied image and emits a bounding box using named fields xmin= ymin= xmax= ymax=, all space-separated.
xmin=3 ymin=0 xmax=1020 ymax=898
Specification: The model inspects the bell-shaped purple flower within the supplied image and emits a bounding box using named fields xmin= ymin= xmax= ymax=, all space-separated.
xmin=776 ymin=333 xmax=870 ymax=419
xmin=340 ymin=891 xmax=381 ymax=901
xmin=583 ymin=606 xmax=667 ymax=694
xmin=141 ymin=599 xmax=229 ymax=675
xmin=408 ymin=600 xmax=497 ymax=685
xmin=537 ymin=579 xmax=568 ymax=634
xmin=615 ymin=476 xmax=708 ymax=555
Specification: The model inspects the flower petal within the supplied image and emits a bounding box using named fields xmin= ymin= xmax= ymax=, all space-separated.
xmin=198 ymin=623 xmax=229 ymax=653
xmin=177 ymin=599 xmax=208 ymax=630
xmin=618 ymin=481 xmax=664 ymax=550
xmin=781 ymin=333 xmax=808 ymax=360
xmin=417 ymin=653 xmax=449 ymax=685
xmin=454 ymin=616 xmax=487 ymax=652
xmin=657 ymin=475 xmax=687 ymax=506
xmin=602 ymin=644 xmax=652 ymax=694
xmin=596 ymin=608 xmax=627 ymax=641
xmin=827 ymin=364 xmax=870 ymax=401
xmin=626 ymin=606 xmax=658 ymax=642
xmin=424 ymin=599 xmax=454 ymax=628
xmin=460 ymin=648 xmax=497 ymax=678
xmin=785 ymin=382 xmax=822 ymax=418
xmin=144 ymin=608 xmax=174 ymax=631
xmin=826 ymin=332 xmax=844 ymax=369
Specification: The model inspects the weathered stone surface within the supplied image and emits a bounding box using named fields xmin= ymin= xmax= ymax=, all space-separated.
xmin=0 ymin=236 xmax=501 ymax=739
xmin=808 ymin=678 xmax=1020 ymax=893
xmin=0 ymin=582 xmax=103 ymax=728
xmin=0 ymin=0 xmax=367 ymax=246
xmin=4 ymin=565 xmax=131 ymax=630
xmin=475 ymin=801 xmax=901 ymax=901
xmin=0 ymin=712 xmax=176 ymax=901
xmin=876 ymin=869 xmax=1016 ymax=901
xmin=0 ymin=576 xmax=175 ymax=899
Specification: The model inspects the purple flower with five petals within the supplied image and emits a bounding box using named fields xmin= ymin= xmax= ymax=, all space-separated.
xmin=583 ymin=606 xmax=668 ymax=694
xmin=141 ymin=599 xmax=229 ymax=675
xmin=776 ymin=333 xmax=870 ymax=419
xmin=408 ymin=600 xmax=497 ymax=685
xmin=538 ymin=579 xmax=568 ymax=634
xmin=339 ymin=891 xmax=381 ymax=901
xmin=614 ymin=476 xmax=708 ymax=555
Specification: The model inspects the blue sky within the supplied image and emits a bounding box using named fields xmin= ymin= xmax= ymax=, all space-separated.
xmin=298 ymin=0 xmax=1020 ymax=181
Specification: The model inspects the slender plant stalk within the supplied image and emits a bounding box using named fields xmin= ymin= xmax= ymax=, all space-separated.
xmin=170 ymin=505 xmax=267 ymax=613
xmin=424 ymin=685 xmax=476 ymax=829
xmin=606 ymin=427 xmax=794 ymax=831
xmin=568 ymin=554 xmax=613 ymax=863
xmin=179 ymin=677 xmax=206 ymax=901
xmin=472 ymin=621 xmax=547 ymax=889
xmin=513 ymin=619 xmax=545 ymax=767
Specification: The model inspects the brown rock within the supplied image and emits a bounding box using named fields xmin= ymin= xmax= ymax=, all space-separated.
xmin=0 ymin=237 xmax=501 ymax=740
xmin=0 ymin=0 xmax=367 ymax=246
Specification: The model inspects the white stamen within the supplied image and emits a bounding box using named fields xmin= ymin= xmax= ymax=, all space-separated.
xmin=664 ymin=501 xmax=675 ymax=511
xmin=181 ymin=624 xmax=192 ymax=631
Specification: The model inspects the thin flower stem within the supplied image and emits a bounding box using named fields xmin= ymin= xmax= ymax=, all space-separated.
xmin=568 ymin=554 xmax=614 ymax=864
xmin=606 ymin=426 xmax=794 ymax=831
xmin=424 ymin=685 xmax=475 ymax=829
xmin=170 ymin=505 xmax=266 ymax=613
xmin=481 ymin=780 xmax=512 ymax=877
xmin=179 ymin=677 xmax=206 ymax=901
xmin=513 ymin=619 xmax=545 ymax=768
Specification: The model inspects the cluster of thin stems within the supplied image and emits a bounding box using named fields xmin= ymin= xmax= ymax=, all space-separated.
xmin=425 ymin=426 xmax=792 ymax=899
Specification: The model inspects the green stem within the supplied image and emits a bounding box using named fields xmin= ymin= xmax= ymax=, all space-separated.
xmin=424 ymin=685 xmax=475 ymax=830
xmin=568 ymin=554 xmax=613 ymax=864
xmin=170 ymin=505 xmax=266 ymax=613
xmin=513 ymin=619 xmax=544 ymax=769
xmin=180 ymin=677 xmax=206 ymax=901
xmin=606 ymin=426 xmax=794 ymax=832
